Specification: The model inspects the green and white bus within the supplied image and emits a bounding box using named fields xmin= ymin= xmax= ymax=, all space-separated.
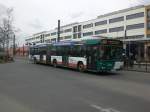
xmin=29 ymin=37 xmax=123 ymax=72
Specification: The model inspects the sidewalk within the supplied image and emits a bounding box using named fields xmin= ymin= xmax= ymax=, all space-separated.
xmin=14 ymin=56 xmax=28 ymax=60
xmin=124 ymin=64 xmax=150 ymax=72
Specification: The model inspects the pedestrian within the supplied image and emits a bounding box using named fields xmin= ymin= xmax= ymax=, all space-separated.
xmin=129 ymin=53 xmax=134 ymax=67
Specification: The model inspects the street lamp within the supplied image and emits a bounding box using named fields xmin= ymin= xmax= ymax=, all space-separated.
xmin=124 ymin=29 xmax=127 ymax=56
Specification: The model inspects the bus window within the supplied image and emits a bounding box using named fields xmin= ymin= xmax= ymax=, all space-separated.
xmin=56 ymin=46 xmax=62 ymax=56
xmin=111 ymin=46 xmax=123 ymax=60
xmin=86 ymin=45 xmax=99 ymax=58
xmin=99 ymin=46 xmax=111 ymax=60
xmin=81 ymin=46 xmax=86 ymax=57
xmin=69 ymin=46 xmax=73 ymax=56
xmin=99 ymin=46 xmax=104 ymax=59
xmin=34 ymin=48 xmax=39 ymax=55
xmin=93 ymin=46 xmax=98 ymax=56
xmin=39 ymin=47 xmax=47 ymax=55
xmin=100 ymin=45 xmax=122 ymax=60
xmin=51 ymin=46 xmax=56 ymax=55
xmin=70 ymin=45 xmax=79 ymax=57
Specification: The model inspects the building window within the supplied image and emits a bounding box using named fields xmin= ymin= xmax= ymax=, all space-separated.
xmin=73 ymin=34 xmax=78 ymax=39
xmin=40 ymin=35 xmax=44 ymax=43
xmin=78 ymin=33 xmax=81 ymax=38
xmin=64 ymin=28 xmax=72 ymax=33
xmin=109 ymin=26 xmax=124 ymax=32
xmin=95 ymin=29 xmax=107 ymax=35
xmin=60 ymin=37 xmax=63 ymax=40
xmin=51 ymin=38 xmax=56 ymax=43
xmin=51 ymin=32 xmax=57 ymax=36
xmin=126 ymin=12 xmax=144 ymax=20
xmin=36 ymin=36 xmax=40 ymax=39
xmin=64 ymin=35 xmax=72 ymax=39
xmin=73 ymin=26 xmax=77 ymax=32
xmin=95 ymin=20 xmax=107 ymax=26
xmin=83 ymin=23 xmax=93 ymax=29
xmin=78 ymin=25 xmax=82 ymax=32
xmin=83 ymin=32 xmax=93 ymax=36
xmin=148 ymin=10 xmax=150 ymax=18
xmin=45 ymin=39 xmax=51 ymax=43
xmin=40 ymin=34 xmax=44 ymax=38
xmin=109 ymin=16 xmax=124 ymax=23
xmin=45 ymin=34 xmax=50 ymax=37
xmin=127 ymin=35 xmax=144 ymax=39
xmin=126 ymin=23 xmax=144 ymax=30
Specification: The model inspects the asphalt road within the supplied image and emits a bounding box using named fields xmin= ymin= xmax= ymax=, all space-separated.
xmin=0 ymin=59 xmax=150 ymax=112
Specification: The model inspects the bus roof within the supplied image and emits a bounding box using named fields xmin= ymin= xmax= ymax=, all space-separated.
xmin=53 ymin=38 xmax=121 ymax=46
xmin=81 ymin=39 xmax=101 ymax=45
xmin=31 ymin=43 xmax=52 ymax=48
xmin=53 ymin=41 xmax=79 ymax=46
xmin=31 ymin=38 xmax=121 ymax=48
xmin=80 ymin=38 xmax=122 ymax=45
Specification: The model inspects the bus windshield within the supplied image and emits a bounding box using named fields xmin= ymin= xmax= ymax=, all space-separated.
xmin=100 ymin=45 xmax=123 ymax=60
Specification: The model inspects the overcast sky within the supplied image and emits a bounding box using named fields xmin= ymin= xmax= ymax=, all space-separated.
xmin=0 ymin=0 xmax=150 ymax=45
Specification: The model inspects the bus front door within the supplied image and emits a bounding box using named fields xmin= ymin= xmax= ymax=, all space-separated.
xmin=62 ymin=47 xmax=69 ymax=66
xmin=87 ymin=46 xmax=98 ymax=70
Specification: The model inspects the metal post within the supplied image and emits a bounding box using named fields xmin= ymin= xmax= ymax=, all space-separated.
xmin=128 ymin=40 xmax=131 ymax=68
xmin=23 ymin=44 xmax=24 ymax=56
xmin=124 ymin=29 xmax=127 ymax=55
xmin=146 ymin=40 xmax=148 ymax=71
xmin=57 ymin=20 xmax=60 ymax=42
xmin=124 ymin=29 xmax=127 ymax=68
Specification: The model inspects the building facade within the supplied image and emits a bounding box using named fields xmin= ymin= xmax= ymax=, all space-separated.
xmin=145 ymin=5 xmax=150 ymax=61
xmin=25 ymin=4 xmax=150 ymax=61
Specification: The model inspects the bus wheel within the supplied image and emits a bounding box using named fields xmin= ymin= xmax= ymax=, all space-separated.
xmin=53 ymin=60 xmax=57 ymax=67
xmin=78 ymin=62 xmax=85 ymax=72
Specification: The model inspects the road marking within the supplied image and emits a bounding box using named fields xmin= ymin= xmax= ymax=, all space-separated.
xmin=91 ymin=104 xmax=102 ymax=110
xmin=90 ymin=104 xmax=120 ymax=112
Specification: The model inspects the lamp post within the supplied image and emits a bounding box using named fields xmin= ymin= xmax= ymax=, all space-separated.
xmin=57 ymin=20 xmax=60 ymax=42
xmin=124 ymin=29 xmax=127 ymax=56
xmin=124 ymin=29 xmax=128 ymax=67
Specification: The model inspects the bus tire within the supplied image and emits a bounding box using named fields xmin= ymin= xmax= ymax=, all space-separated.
xmin=53 ymin=59 xmax=57 ymax=67
xmin=77 ymin=62 xmax=85 ymax=72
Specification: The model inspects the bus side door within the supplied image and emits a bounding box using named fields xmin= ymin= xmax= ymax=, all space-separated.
xmin=62 ymin=46 xmax=69 ymax=66
xmin=86 ymin=45 xmax=98 ymax=70
xmin=46 ymin=46 xmax=51 ymax=64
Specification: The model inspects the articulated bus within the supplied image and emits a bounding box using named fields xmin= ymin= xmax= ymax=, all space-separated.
xmin=29 ymin=37 xmax=124 ymax=72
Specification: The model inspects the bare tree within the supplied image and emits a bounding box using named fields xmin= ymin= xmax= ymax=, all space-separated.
xmin=0 ymin=8 xmax=14 ymax=54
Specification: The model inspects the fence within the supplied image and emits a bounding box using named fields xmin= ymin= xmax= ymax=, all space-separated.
xmin=124 ymin=60 xmax=150 ymax=72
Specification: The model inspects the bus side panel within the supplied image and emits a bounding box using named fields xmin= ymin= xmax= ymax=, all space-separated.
xmin=28 ymin=54 xmax=32 ymax=61
xmin=113 ymin=61 xmax=124 ymax=70
xmin=34 ymin=55 xmax=40 ymax=62
xmin=42 ymin=55 xmax=47 ymax=63
xmin=51 ymin=56 xmax=62 ymax=65
xmin=68 ymin=57 xmax=87 ymax=69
